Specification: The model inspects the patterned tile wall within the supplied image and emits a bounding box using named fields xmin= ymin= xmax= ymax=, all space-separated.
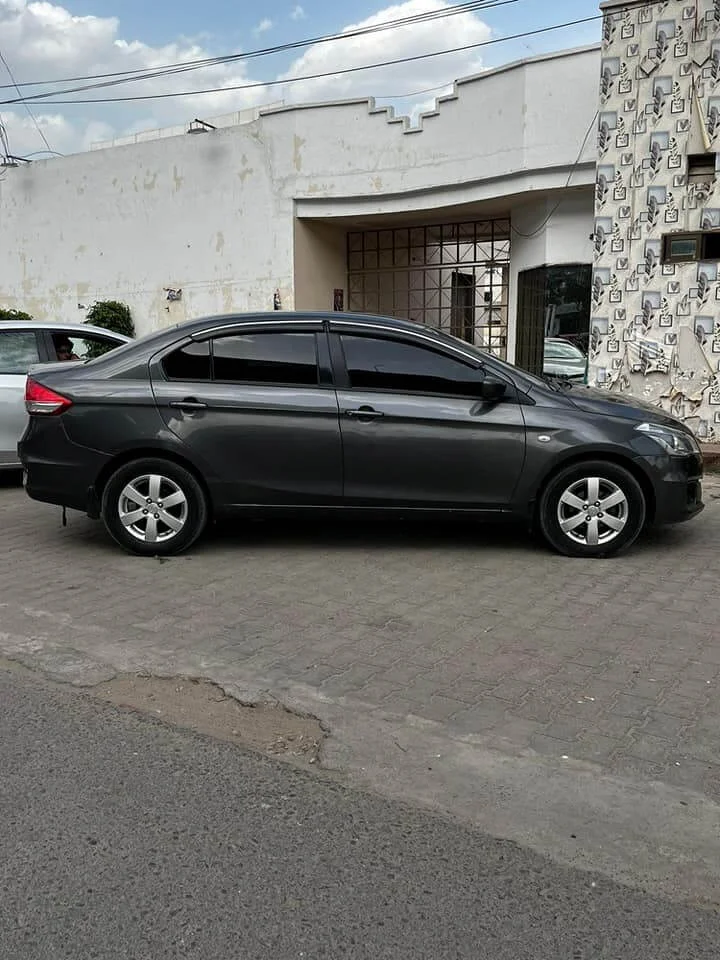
xmin=593 ymin=0 xmax=720 ymax=440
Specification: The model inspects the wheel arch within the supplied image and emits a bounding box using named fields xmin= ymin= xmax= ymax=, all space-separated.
xmin=531 ymin=452 xmax=656 ymax=527
xmin=91 ymin=448 xmax=215 ymax=518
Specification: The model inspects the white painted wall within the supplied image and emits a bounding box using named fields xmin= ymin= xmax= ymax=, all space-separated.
xmin=506 ymin=189 xmax=595 ymax=362
xmin=0 ymin=46 xmax=600 ymax=337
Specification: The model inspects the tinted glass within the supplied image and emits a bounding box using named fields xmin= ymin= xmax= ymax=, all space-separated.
xmin=341 ymin=335 xmax=483 ymax=396
xmin=163 ymin=341 xmax=211 ymax=380
xmin=0 ymin=331 xmax=40 ymax=374
xmin=212 ymin=333 xmax=318 ymax=386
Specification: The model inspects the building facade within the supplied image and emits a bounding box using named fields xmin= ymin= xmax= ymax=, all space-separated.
xmin=4 ymin=10 xmax=719 ymax=439
xmin=592 ymin=0 xmax=720 ymax=440
xmin=0 ymin=45 xmax=598 ymax=372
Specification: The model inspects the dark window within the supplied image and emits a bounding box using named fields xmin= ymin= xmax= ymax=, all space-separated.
xmin=212 ymin=333 xmax=318 ymax=386
xmin=0 ymin=330 xmax=40 ymax=374
xmin=340 ymin=335 xmax=483 ymax=396
xmin=163 ymin=341 xmax=211 ymax=380
xmin=662 ymin=230 xmax=720 ymax=263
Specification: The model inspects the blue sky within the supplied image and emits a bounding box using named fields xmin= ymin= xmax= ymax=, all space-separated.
xmin=57 ymin=0 xmax=601 ymax=72
xmin=0 ymin=0 xmax=603 ymax=155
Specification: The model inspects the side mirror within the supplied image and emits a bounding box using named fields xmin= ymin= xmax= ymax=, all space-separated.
xmin=479 ymin=377 xmax=507 ymax=402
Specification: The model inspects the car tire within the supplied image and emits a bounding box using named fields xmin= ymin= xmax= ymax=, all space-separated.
xmin=538 ymin=460 xmax=646 ymax=559
xmin=101 ymin=457 xmax=208 ymax=556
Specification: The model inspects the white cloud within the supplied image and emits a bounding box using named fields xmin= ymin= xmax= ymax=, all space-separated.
xmin=280 ymin=0 xmax=490 ymax=105
xmin=290 ymin=5 xmax=306 ymax=19
xmin=0 ymin=0 xmax=492 ymax=156
xmin=254 ymin=18 xmax=273 ymax=35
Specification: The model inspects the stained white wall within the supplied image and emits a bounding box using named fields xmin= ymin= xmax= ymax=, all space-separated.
xmin=0 ymin=45 xmax=600 ymax=337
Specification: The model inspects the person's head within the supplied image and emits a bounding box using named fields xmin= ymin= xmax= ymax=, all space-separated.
xmin=55 ymin=337 xmax=74 ymax=360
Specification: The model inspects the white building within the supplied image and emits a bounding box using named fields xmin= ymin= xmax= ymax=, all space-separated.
xmin=0 ymin=45 xmax=599 ymax=372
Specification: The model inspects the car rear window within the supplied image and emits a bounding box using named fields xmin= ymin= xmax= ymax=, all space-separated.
xmin=0 ymin=330 xmax=40 ymax=374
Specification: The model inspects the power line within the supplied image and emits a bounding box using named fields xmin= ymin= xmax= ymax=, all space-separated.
xmin=510 ymin=110 xmax=599 ymax=240
xmin=0 ymin=16 xmax=602 ymax=107
xmin=0 ymin=47 xmax=54 ymax=153
xmin=0 ymin=0 xmax=519 ymax=100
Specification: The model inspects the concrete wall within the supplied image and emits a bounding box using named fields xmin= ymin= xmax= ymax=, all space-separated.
xmin=0 ymin=45 xmax=600 ymax=338
xmin=293 ymin=220 xmax=347 ymax=312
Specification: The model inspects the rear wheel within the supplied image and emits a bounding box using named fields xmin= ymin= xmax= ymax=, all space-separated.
xmin=539 ymin=460 xmax=646 ymax=558
xmin=101 ymin=458 xmax=208 ymax=556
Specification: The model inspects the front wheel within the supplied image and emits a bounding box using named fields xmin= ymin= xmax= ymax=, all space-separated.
xmin=538 ymin=461 xmax=646 ymax=558
xmin=101 ymin=458 xmax=208 ymax=556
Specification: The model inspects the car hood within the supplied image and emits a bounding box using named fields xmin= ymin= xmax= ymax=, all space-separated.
xmin=564 ymin=385 xmax=683 ymax=426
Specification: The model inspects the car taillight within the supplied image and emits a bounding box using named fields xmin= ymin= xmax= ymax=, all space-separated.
xmin=25 ymin=378 xmax=73 ymax=415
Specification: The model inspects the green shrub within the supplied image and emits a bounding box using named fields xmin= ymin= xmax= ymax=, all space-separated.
xmin=85 ymin=300 xmax=135 ymax=339
xmin=85 ymin=301 xmax=135 ymax=358
xmin=0 ymin=307 xmax=35 ymax=323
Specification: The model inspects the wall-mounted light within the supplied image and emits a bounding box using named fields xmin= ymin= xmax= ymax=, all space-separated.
xmin=187 ymin=119 xmax=216 ymax=135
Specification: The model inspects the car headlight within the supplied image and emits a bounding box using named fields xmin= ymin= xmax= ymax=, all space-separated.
xmin=635 ymin=422 xmax=701 ymax=456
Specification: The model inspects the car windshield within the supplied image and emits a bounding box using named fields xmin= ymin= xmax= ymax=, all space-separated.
xmin=545 ymin=340 xmax=585 ymax=361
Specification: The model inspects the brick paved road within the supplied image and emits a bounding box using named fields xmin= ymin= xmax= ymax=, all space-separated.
xmin=1 ymin=474 xmax=719 ymax=802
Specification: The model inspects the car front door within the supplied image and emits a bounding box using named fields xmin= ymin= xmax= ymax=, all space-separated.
xmin=331 ymin=329 xmax=527 ymax=509
xmin=0 ymin=329 xmax=43 ymax=466
xmin=150 ymin=323 xmax=343 ymax=506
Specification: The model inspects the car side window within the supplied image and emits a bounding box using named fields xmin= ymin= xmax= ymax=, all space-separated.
xmin=0 ymin=331 xmax=40 ymax=374
xmin=340 ymin=335 xmax=484 ymax=396
xmin=163 ymin=341 xmax=212 ymax=381
xmin=51 ymin=332 xmax=121 ymax=362
xmin=212 ymin=333 xmax=319 ymax=386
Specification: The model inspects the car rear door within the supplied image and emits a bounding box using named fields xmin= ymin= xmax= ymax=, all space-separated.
xmin=150 ymin=321 xmax=343 ymax=506
xmin=0 ymin=328 xmax=44 ymax=466
xmin=330 ymin=326 xmax=527 ymax=509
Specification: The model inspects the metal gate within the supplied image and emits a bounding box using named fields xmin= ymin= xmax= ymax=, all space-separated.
xmin=347 ymin=219 xmax=510 ymax=359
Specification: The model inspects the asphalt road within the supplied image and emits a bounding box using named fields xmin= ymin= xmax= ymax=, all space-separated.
xmin=1 ymin=666 xmax=719 ymax=959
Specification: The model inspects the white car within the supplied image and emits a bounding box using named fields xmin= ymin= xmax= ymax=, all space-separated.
xmin=543 ymin=338 xmax=588 ymax=383
xmin=0 ymin=320 xmax=131 ymax=469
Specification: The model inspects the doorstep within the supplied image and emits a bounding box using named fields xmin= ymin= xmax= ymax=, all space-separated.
xmin=702 ymin=443 xmax=720 ymax=472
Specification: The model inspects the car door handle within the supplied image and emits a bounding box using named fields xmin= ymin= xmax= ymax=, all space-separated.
xmin=169 ymin=398 xmax=208 ymax=411
xmin=344 ymin=406 xmax=385 ymax=421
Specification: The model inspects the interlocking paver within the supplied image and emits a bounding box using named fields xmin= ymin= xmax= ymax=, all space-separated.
xmin=1 ymin=475 xmax=719 ymax=800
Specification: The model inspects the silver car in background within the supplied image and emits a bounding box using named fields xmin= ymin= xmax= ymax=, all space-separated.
xmin=0 ymin=320 xmax=130 ymax=469
xmin=543 ymin=338 xmax=588 ymax=383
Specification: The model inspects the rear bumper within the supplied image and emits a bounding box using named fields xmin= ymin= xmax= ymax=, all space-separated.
xmin=18 ymin=421 xmax=107 ymax=514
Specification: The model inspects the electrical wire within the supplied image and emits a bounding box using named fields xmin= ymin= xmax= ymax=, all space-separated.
xmin=0 ymin=0 xmax=519 ymax=99
xmin=0 ymin=47 xmax=54 ymax=153
xmin=510 ymin=110 xmax=599 ymax=239
xmin=1 ymin=16 xmax=602 ymax=107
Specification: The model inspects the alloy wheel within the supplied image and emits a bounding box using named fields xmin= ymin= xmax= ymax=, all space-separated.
xmin=118 ymin=473 xmax=188 ymax=544
xmin=556 ymin=476 xmax=629 ymax=548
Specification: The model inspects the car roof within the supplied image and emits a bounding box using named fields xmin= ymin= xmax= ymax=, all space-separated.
xmin=158 ymin=311 xmax=435 ymax=337
xmin=0 ymin=320 xmax=131 ymax=340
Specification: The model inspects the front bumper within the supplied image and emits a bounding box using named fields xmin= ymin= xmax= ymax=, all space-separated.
xmin=643 ymin=451 xmax=704 ymax=525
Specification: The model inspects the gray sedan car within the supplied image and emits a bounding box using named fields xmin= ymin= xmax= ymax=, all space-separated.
xmin=18 ymin=312 xmax=704 ymax=558
xmin=0 ymin=320 xmax=130 ymax=469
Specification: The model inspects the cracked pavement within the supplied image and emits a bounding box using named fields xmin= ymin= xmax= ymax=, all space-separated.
xmin=1 ymin=474 xmax=720 ymax=904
